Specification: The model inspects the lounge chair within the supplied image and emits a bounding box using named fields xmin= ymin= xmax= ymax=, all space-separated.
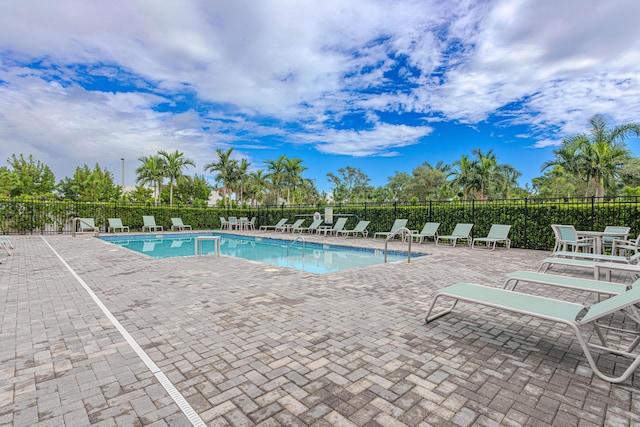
xmin=297 ymin=219 xmax=323 ymax=233
xmin=78 ymin=218 xmax=99 ymax=233
xmin=504 ymin=270 xmax=632 ymax=296
xmin=326 ymin=217 xmax=348 ymax=236
xmin=108 ymin=218 xmax=130 ymax=233
xmin=285 ymin=219 xmax=305 ymax=233
xmin=171 ymin=218 xmax=192 ymax=231
xmin=373 ymin=218 xmax=408 ymax=240
xmin=338 ymin=220 xmax=370 ymax=238
xmin=259 ymin=218 xmax=288 ymax=232
xmin=472 ymin=224 xmax=512 ymax=250
xmin=425 ymin=281 xmax=640 ymax=383
xmin=411 ymin=222 xmax=440 ymax=244
xmin=142 ymin=216 xmax=163 ymax=232
xmin=0 ymin=236 xmax=13 ymax=256
xmin=436 ymin=223 xmax=473 ymax=246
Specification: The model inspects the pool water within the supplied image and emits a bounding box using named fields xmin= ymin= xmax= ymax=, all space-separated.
xmin=100 ymin=233 xmax=418 ymax=274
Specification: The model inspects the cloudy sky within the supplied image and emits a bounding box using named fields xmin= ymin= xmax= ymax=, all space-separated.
xmin=1 ymin=0 xmax=639 ymax=192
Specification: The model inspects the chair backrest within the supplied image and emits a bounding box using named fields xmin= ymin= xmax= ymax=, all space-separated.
xmin=389 ymin=219 xmax=408 ymax=233
xmin=420 ymin=222 xmax=440 ymax=235
xmin=487 ymin=224 xmax=511 ymax=239
xmin=79 ymin=218 xmax=96 ymax=230
xmin=602 ymin=226 xmax=631 ymax=245
xmin=331 ymin=217 xmax=348 ymax=231
xmin=171 ymin=218 xmax=184 ymax=226
xmin=354 ymin=221 xmax=370 ymax=231
xmin=220 ymin=217 xmax=227 ymax=224
xmin=228 ymin=217 xmax=237 ymax=225
xmin=143 ymin=216 xmax=157 ymax=226
xmin=307 ymin=219 xmax=323 ymax=229
xmin=290 ymin=219 xmax=305 ymax=229
xmin=556 ymin=224 xmax=578 ymax=241
xmin=451 ymin=223 xmax=473 ymax=237
xmin=581 ymin=283 xmax=640 ymax=323
xmin=274 ymin=218 xmax=287 ymax=227
xmin=109 ymin=218 xmax=124 ymax=228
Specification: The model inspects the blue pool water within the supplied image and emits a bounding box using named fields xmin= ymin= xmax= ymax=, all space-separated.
xmin=100 ymin=233 xmax=418 ymax=274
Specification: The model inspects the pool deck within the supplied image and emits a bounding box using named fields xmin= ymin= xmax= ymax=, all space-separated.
xmin=1 ymin=230 xmax=639 ymax=426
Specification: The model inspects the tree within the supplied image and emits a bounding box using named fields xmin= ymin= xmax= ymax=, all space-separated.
xmin=135 ymin=155 xmax=165 ymax=204
xmin=327 ymin=166 xmax=370 ymax=203
xmin=126 ymin=185 xmax=154 ymax=204
xmin=264 ymin=155 xmax=287 ymax=204
xmin=158 ymin=150 xmax=195 ymax=206
xmin=58 ymin=164 xmax=120 ymax=202
xmin=543 ymin=114 xmax=640 ymax=197
xmin=236 ymin=158 xmax=250 ymax=203
xmin=246 ymin=170 xmax=269 ymax=206
xmin=283 ymin=157 xmax=307 ymax=204
xmin=6 ymin=154 xmax=56 ymax=198
xmin=168 ymin=175 xmax=211 ymax=206
xmin=204 ymin=148 xmax=238 ymax=207
xmin=451 ymin=154 xmax=479 ymax=199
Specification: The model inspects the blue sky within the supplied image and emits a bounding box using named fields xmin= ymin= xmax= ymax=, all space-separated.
xmin=1 ymin=0 xmax=640 ymax=194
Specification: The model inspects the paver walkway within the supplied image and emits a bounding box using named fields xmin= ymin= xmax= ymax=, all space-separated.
xmin=1 ymin=233 xmax=639 ymax=426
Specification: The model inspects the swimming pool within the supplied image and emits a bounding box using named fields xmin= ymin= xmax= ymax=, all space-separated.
xmin=100 ymin=233 xmax=418 ymax=274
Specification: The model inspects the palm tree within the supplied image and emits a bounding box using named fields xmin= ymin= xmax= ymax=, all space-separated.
xmin=247 ymin=169 xmax=269 ymax=206
xmin=264 ymin=155 xmax=287 ymax=204
xmin=204 ymin=148 xmax=238 ymax=207
xmin=544 ymin=114 xmax=640 ymax=197
xmin=135 ymin=155 xmax=166 ymax=204
xmin=158 ymin=150 xmax=195 ymax=206
xmin=236 ymin=158 xmax=251 ymax=203
xmin=452 ymin=154 xmax=479 ymax=199
xmin=283 ymin=157 xmax=307 ymax=204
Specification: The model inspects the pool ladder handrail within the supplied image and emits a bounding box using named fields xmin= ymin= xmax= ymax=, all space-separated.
xmin=287 ymin=235 xmax=305 ymax=256
xmin=71 ymin=217 xmax=100 ymax=238
xmin=384 ymin=227 xmax=412 ymax=264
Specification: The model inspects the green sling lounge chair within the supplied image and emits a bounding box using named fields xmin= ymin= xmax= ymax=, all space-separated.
xmin=78 ymin=218 xmax=99 ymax=233
xmin=472 ymin=224 xmax=512 ymax=250
xmin=259 ymin=218 xmax=288 ymax=232
xmin=373 ymin=218 xmax=408 ymax=240
xmin=411 ymin=222 xmax=440 ymax=244
xmin=425 ymin=282 xmax=640 ymax=383
xmin=171 ymin=218 xmax=192 ymax=231
xmin=142 ymin=215 xmax=163 ymax=232
xmin=285 ymin=219 xmax=305 ymax=233
xmin=436 ymin=223 xmax=473 ymax=246
xmin=504 ymin=271 xmax=633 ymax=296
xmin=108 ymin=218 xmax=130 ymax=233
xmin=327 ymin=217 xmax=348 ymax=236
xmin=297 ymin=219 xmax=323 ymax=233
xmin=338 ymin=220 xmax=370 ymax=238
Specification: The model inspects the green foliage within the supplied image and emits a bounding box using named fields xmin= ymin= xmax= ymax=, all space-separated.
xmin=57 ymin=163 xmax=121 ymax=202
xmin=6 ymin=154 xmax=56 ymax=198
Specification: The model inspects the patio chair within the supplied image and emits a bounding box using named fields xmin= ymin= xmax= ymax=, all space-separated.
xmin=171 ymin=218 xmax=192 ymax=231
xmin=297 ymin=219 xmax=323 ymax=233
xmin=555 ymin=224 xmax=595 ymax=252
xmin=228 ymin=216 xmax=238 ymax=230
xmin=78 ymin=218 xmax=99 ymax=233
xmin=602 ymin=226 xmax=631 ymax=253
xmin=425 ymin=281 xmax=640 ymax=383
xmin=142 ymin=215 xmax=163 ymax=232
xmin=435 ymin=223 xmax=473 ymax=246
xmin=373 ymin=218 xmax=408 ymax=240
xmin=612 ymin=233 xmax=640 ymax=257
xmin=411 ymin=222 xmax=440 ymax=244
xmin=472 ymin=224 xmax=512 ymax=250
xmin=108 ymin=218 xmax=130 ymax=233
xmin=338 ymin=220 xmax=370 ymax=238
xmin=259 ymin=218 xmax=288 ymax=232
xmin=220 ymin=217 xmax=228 ymax=230
xmin=248 ymin=217 xmax=256 ymax=230
xmin=326 ymin=217 xmax=348 ymax=236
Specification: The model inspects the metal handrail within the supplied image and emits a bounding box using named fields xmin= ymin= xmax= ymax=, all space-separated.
xmin=287 ymin=235 xmax=305 ymax=256
xmin=71 ymin=217 xmax=99 ymax=238
xmin=384 ymin=227 xmax=412 ymax=263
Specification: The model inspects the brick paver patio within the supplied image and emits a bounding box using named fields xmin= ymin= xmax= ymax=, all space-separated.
xmin=1 ymin=232 xmax=639 ymax=426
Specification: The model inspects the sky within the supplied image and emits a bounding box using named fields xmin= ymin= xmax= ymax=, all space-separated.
xmin=1 ymin=0 xmax=640 ymax=194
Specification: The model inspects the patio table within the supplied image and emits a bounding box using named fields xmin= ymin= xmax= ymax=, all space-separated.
xmin=577 ymin=230 xmax=630 ymax=254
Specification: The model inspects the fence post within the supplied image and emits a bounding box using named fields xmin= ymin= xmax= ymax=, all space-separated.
xmin=591 ymin=196 xmax=595 ymax=230
xmin=524 ymin=197 xmax=528 ymax=249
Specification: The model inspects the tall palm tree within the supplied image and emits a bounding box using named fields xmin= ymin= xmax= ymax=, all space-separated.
xmin=204 ymin=148 xmax=238 ymax=208
xmin=236 ymin=158 xmax=251 ymax=203
xmin=135 ymin=155 xmax=166 ymax=204
xmin=264 ymin=155 xmax=287 ymax=204
xmin=283 ymin=157 xmax=307 ymax=205
xmin=158 ymin=150 xmax=195 ymax=206
xmin=247 ymin=169 xmax=269 ymax=207
xmin=452 ymin=154 xmax=479 ymax=199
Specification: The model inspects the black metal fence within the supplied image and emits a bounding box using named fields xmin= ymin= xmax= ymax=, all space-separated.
xmin=2 ymin=196 xmax=640 ymax=250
